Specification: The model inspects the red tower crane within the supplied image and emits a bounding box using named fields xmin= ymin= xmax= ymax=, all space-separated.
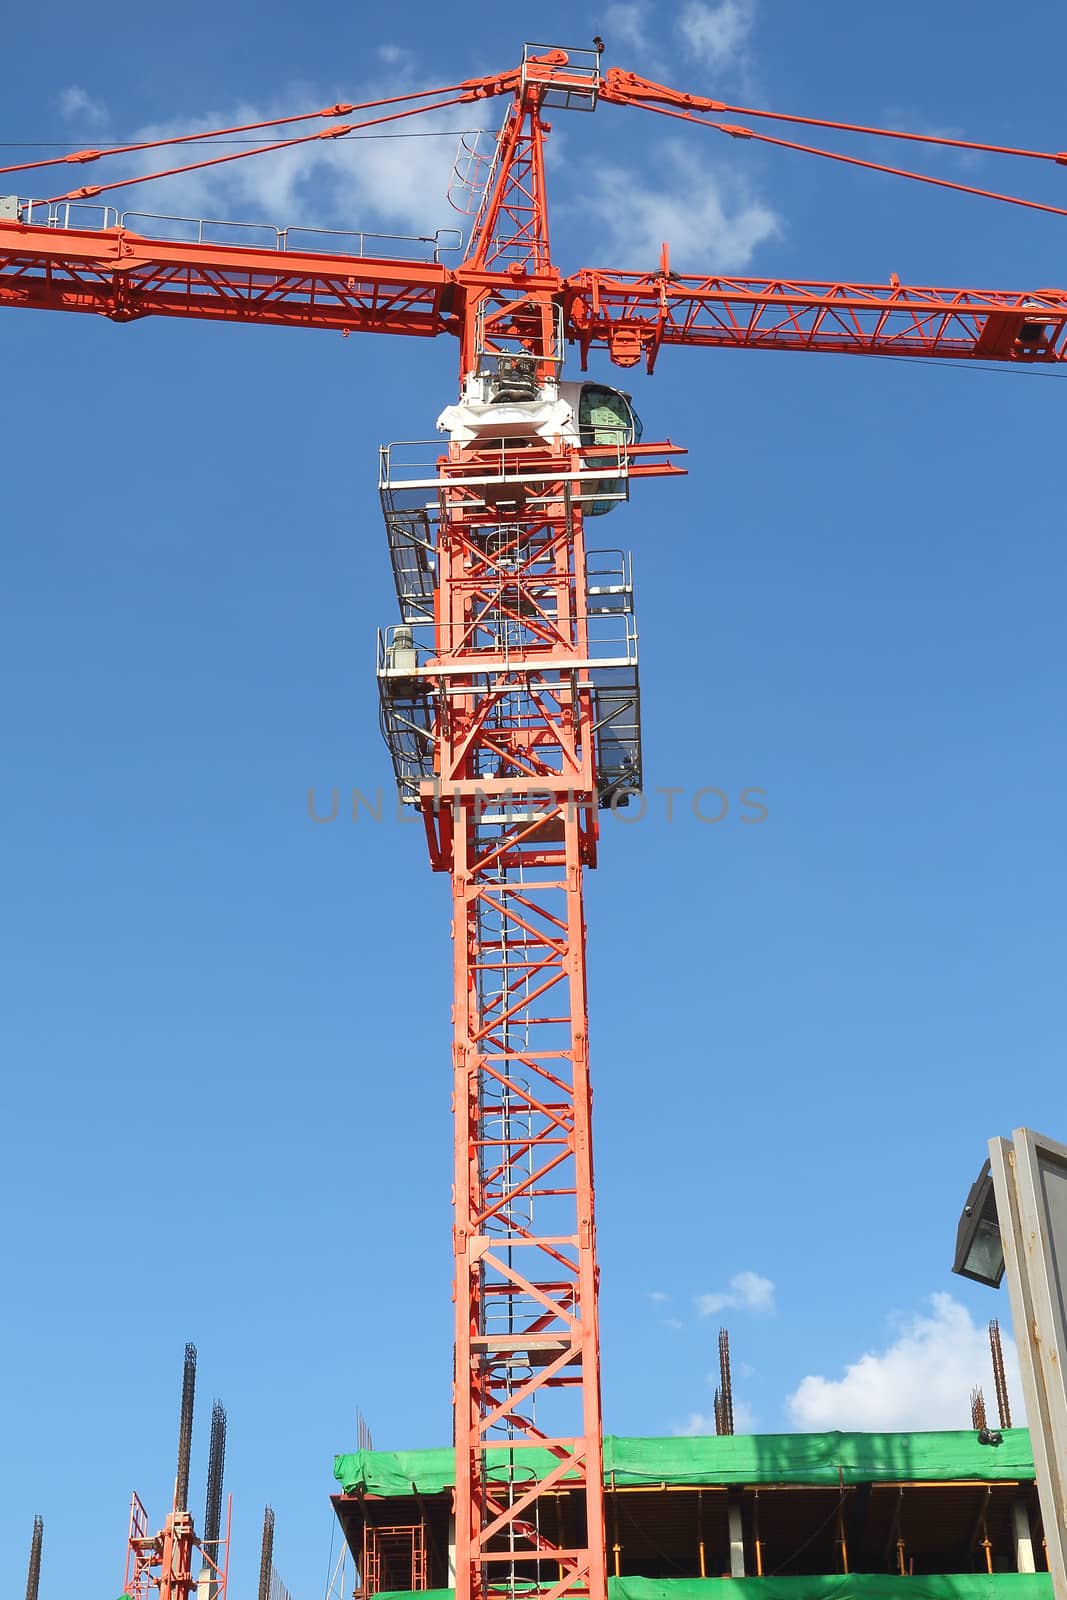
xmin=4 ymin=41 xmax=1065 ymax=1600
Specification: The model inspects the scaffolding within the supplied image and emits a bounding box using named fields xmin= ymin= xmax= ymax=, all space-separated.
xmin=377 ymin=443 xmax=647 ymax=812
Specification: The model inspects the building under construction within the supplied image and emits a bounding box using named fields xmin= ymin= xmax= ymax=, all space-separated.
xmin=328 ymin=1426 xmax=1051 ymax=1599
xmin=324 ymin=1329 xmax=1052 ymax=1598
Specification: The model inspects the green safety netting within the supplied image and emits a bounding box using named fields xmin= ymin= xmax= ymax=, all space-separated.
xmin=370 ymin=1579 xmax=1052 ymax=1600
xmin=334 ymin=1430 xmax=1035 ymax=1498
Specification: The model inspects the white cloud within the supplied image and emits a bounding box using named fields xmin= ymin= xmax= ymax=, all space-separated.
xmin=675 ymin=1397 xmax=757 ymax=1435
xmin=75 ymin=74 xmax=493 ymax=243
xmin=580 ymin=140 xmax=779 ymax=272
xmin=57 ymin=86 xmax=109 ymax=128
xmin=130 ymin=110 xmax=465 ymax=235
xmin=735 ymin=1401 xmax=758 ymax=1440
xmin=676 ymin=0 xmax=756 ymax=69
xmin=603 ymin=2 xmax=653 ymax=53
xmin=734 ymin=1398 xmax=757 ymax=1431
xmin=50 ymin=73 xmax=780 ymax=282
xmin=696 ymin=1269 xmax=776 ymax=1317
xmin=877 ymin=108 xmax=983 ymax=174
xmin=648 ymin=1291 xmax=683 ymax=1329
xmin=787 ymin=1293 xmax=1025 ymax=1431
xmin=675 ymin=1410 xmax=716 ymax=1436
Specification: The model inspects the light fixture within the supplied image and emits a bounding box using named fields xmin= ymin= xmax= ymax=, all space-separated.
xmin=952 ymin=1158 xmax=1005 ymax=1287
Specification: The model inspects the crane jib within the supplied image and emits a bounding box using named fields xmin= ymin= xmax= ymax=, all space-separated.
xmin=0 ymin=216 xmax=1063 ymax=367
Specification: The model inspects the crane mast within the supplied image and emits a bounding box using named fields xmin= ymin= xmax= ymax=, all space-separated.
xmin=376 ymin=50 xmax=680 ymax=1600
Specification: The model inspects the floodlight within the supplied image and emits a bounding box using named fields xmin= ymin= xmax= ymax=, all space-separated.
xmin=952 ymin=1159 xmax=1005 ymax=1287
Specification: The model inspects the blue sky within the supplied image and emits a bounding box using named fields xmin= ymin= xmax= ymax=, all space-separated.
xmin=2 ymin=0 xmax=1065 ymax=1595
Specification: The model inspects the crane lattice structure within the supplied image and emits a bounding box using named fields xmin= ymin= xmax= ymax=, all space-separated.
xmin=4 ymin=41 xmax=1065 ymax=1600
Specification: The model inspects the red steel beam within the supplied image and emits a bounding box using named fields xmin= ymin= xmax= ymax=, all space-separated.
xmin=0 ymin=220 xmax=452 ymax=335
xmin=5 ymin=221 xmax=1064 ymax=372
xmin=565 ymin=269 xmax=1067 ymax=368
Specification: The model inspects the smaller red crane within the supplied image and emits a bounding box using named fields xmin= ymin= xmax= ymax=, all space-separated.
xmin=123 ymin=1345 xmax=231 ymax=1600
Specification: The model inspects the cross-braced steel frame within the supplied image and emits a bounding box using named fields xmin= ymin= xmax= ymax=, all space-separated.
xmin=374 ymin=66 xmax=673 ymax=1600
xmin=375 ymin=448 xmax=675 ymax=1600
xmin=378 ymin=427 xmax=638 ymax=1600
xmin=438 ymin=439 xmax=605 ymax=1600
xmin=370 ymin=54 xmax=693 ymax=1600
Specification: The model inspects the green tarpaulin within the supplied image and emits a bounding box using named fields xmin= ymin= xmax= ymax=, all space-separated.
xmin=371 ymin=1579 xmax=1051 ymax=1600
xmin=334 ymin=1430 xmax=1035 ymax=1498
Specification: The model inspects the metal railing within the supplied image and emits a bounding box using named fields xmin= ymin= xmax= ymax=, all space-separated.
xmin=376 ymin=604 xmax=638 ymax=674
xmin=378 ymin=437 xmax=630 ymax=504
xmin=448 ymin=130 xmax=495 ymax=219
xmin=474 ymin=293 xmax=566 ymax=369
xmin=522 ymin=41 xmax=602 ymax=111
xmin=13 ymin=197 xmax=463 ymax=262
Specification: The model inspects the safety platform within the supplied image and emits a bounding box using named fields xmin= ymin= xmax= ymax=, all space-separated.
xmin=375 ymin=437 xmax=647 ymax=809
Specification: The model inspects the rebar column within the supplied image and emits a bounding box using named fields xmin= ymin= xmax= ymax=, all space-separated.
xmin=25 ymin=1515 xmax=43 ymax=1600
xmin=258 ymin=1506 xmax=275 ymax=1600
xmin=990 ymin=1319 xmax=1012 ymax=1429
xmin=175 ymin=1342 xmax=197 ymax=1512
xmin=718 ymin=1329 xmax=735 ymax=1436
xmin=971 ymin=1385 xmax=988 ymax=1431
xmin=203 ymin=1400 xmax=227 ymax=1562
